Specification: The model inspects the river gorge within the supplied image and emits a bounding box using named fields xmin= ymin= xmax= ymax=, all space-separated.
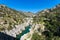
xmin=16 ymin=25 xmax=31 ymax=40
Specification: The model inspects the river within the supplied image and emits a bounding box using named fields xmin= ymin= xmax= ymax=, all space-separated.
xmin=16 ymin=25 xmax=31 ymax=40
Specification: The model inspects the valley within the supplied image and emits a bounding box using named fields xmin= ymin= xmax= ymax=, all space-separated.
xmin=0 ymin=4 xmax=60 ymax=40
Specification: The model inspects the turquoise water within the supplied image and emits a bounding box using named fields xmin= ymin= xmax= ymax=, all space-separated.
xmin=16 ymin=25 xmax=31 ymax=40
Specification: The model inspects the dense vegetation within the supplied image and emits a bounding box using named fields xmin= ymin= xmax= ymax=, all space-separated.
xmin=31 ymin=32 xmax=45 ymax=40
xmin=32 ymin=4 xmax=60 ymax=40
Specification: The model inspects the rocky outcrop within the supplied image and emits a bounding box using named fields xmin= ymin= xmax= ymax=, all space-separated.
xmin=1 ymin=18 xmax=32 ymax=37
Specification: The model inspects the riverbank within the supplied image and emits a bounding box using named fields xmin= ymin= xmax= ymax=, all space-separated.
xmin=1 ymin=18 xmax=33 ymax=37
xmin=16 ymin=25 xmax=31 ymax=40
xmin=20 ymin=23 xmax=45 ymax=40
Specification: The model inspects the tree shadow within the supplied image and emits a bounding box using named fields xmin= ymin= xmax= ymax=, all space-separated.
xmin=0 ymin=32 xmax=18 ymax=40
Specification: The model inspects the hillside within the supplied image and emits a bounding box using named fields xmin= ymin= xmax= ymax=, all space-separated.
xmin=0 ymin=4 xmax=60 ymax=40
xmin=23 ymin=12 xmax=35 ymax=17
xmin=0 ymin=4 xmax=27 ymax=31
xmin=32 ymin=4 xmax=60 ymax=40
